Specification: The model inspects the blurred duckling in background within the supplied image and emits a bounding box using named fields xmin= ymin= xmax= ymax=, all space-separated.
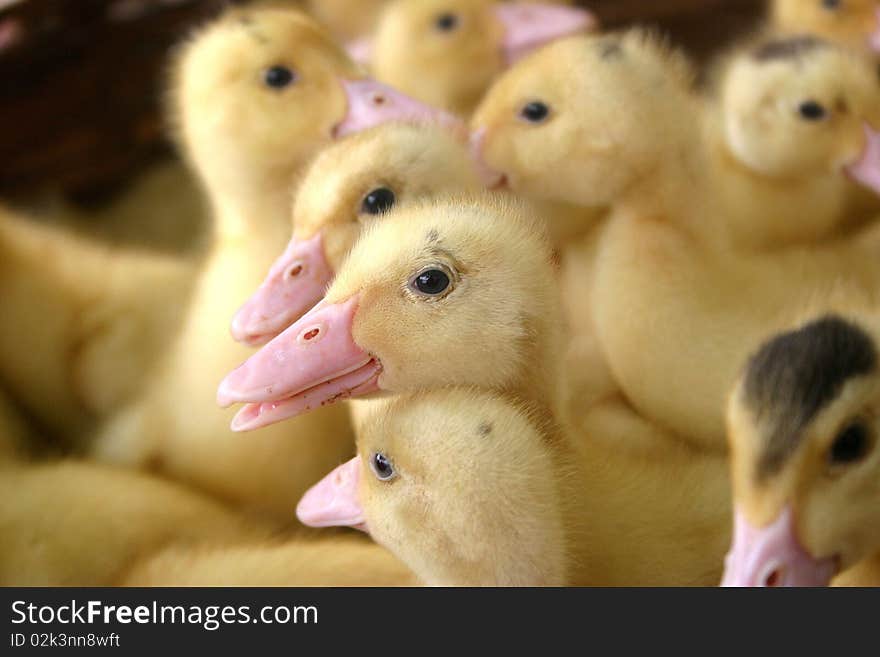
xmin=0 ymin=457 xmax=413 ymax=586
xmin=0 ymin=204 xmax=196 ymax=445
xmin=90 ymin=6 xmax=454 ymax=519
xmin=772 ymin=0 xmax=880 ymax=57
xmin=356 ymin=0 xmax=596 ymax=115
xmin=706 ymin=35 xmax=880 ymax=250
xmin=218 ymin=196 xmax=566 ymax=431
xmin=723 ymin=313 xmax=880 ymax=586
xmin=231 ymin=122 xmax=481 ymax=347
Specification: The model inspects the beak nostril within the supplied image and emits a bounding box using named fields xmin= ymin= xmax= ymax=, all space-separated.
xmin=286 ymin=263 xmax=304 ymax=279
xmin=296 ymin=323 xmax=325 ymax=345
xmin=764 ymin=568 xmax=784 ymax=587
xmin=303 ymin=328 xmax=320 ymax=341
xmin=372 ymin=94 xmax=386 ymax=106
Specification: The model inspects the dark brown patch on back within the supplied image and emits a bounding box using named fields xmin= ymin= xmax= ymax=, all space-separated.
xmin=752 ymin=36 xmax=826 ymax=62
xmin=743 ymin=315 xmax=876 ymax=480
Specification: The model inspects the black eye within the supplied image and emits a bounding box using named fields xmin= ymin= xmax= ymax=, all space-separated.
xmin=821 ymin=0 xmax=841 ymax=10
xmin=829 ymin=422 xmax=872 ymax=465
xmin=520 ymin=101 xmax=550 ymax=124
xmin=370 ymin=452 xmax=395 ymax=481
xmin=263 ymin=65 xmax=295 ymax=89
xmin=412 ymin=267 xmax=451 ymax=296
xmin=361 ymin=188 xmax=396 ymax=216
xmin=798 ymin=100 xmax=827 ymax=121
xmin=434 ymin=12 xmax=459 ymax=32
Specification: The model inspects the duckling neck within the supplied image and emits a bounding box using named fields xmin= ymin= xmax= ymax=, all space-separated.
xmin=202 ymin=167 xmax=294 ymax=249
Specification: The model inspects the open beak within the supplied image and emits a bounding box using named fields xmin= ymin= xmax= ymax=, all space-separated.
xmin=845 ymin=123 xmax=880 ymax=196
xmin=334 ymin=78 xmax=464 ymax=139
xmin=495 ymin=3 xmax=597 ymax=65
xmin=297 ymin=456 xmax=368 ymax=532
xmin=218 ymin=295 xmax=382 ymax=432
xmin=721 ymin=507 xmax=837 ymax=587
xmin=469 ymin=126 xmax=507 ymax=188
xmin=230 ymin=233 xmax=334 ymax=347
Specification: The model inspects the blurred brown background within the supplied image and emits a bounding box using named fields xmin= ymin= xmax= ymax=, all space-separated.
xmin=0 ymin=0 xmax=766 ymax=213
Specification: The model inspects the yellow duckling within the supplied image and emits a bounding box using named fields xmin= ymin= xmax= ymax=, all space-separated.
xmin=218 ymin=195 xmax=566 ymax=431
xmin=471 ymin=30 xmax=880 ymax=451
xmin=706 ymin=35 xmax=880 ymax=250
xmin=90 ymin=6 xmax=454 ymax=519
xmin=357 ymin=0 xmax=596 ymax=115
xmin=0 ymin=458 xmax=413 ymax=586
xmin=298 ymin=388 xmax=731 ymax=586
xmin=772 ymin=0 xmax=880 ymax=57
xmin=723 ymin=313 xmax=880 ymax=586
xmin=230 ymin=122 xmax=481 ymax=347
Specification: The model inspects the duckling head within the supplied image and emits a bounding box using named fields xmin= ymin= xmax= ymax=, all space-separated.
xmin=723 ymin=315 xmax=880 ymax=586
xmin=720 ymin=36 xmax=880 ymax=192
xmin=470 ymin=30 xmax=699 ymax=208
xmin=170 ymin=6 xmax=461 ymax=210
xmin=773 ymin=0 xmax=880 ymax=56
xmin=296 ymin=389 xmax=567 ymax=586
xmin=218 ymin=196 xmax=561 ymax=431
xmin=365 ymin=0 xmax=596 ymax=115
xmin=230 ymin=122 xmax=481 ymax=346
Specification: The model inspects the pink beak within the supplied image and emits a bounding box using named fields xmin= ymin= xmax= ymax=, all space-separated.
xmin=334 ymin=79 xmax=464 ymax=139
xmin=297 ymin=456 xmax=368 ymax=532
xmin=469 ymin=126 xmax=506 ymax=188
xmin=721 ymin=507 xmax=837 ymax=587
xmin=230 ymin=233 xmax=334 ymax=347
xmin=495 ymin=3 xmax=597 ymax=65
xmin=217 ymin=295 xmax=382 ymax=432
xmin=845 ymin=123 xmax=880 ymax=196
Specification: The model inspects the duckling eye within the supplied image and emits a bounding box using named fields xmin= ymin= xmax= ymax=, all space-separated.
xmin=520 ymin=101 xmax=550 ymax=124
xmin=263 ymin=65 xmax=296 ymax=89
xmin=370 ymin=452 xmax=396 ymax=481
xmin=797 ymin=100 xmax=827 ymax=121
xmin=434 ymin=12 xmax=459 ymax=32
xmin=361 ymin=188 xmax=396 ymax=216
xmin=410 ymin=266 xmax=452 ymax=297
xmin=821 ymin=0 xmax=842 ymax=10
xmin=829 ymin=422 xmax=872 ymax=465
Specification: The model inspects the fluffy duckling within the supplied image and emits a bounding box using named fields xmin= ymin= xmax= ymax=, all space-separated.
xmin=231 ymin=122 xmax=481 ymax=347
xmin=90 ymin=6 xmax=455 ymax=518
xmin=0 ymin=204 xmax=197 ymax=442
xmin=706 ymin=35 xmax=880 ymax=250
xmin=723 ymin=314 xmax=880 ymax=586
xmin=218 ymin=195 xmax=565 ymax=432
xmin=360 ymin=0 xmax=596 ymax=115
xmin=0 ymin=458 xmax=414 ymax=586
xmin=772 ymin=0 xmax=880 ymax=57
xmin=297 ymin=388 xmax=568 ymax=586
xmin=472 ymin=30 xmax=880 ymax=451
xmin=299 ymin=389 xmax=732 ymax=586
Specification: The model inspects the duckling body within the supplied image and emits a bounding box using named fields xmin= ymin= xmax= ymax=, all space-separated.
xmin=723 ymin=313 xmax=880 ymax=586
xmin=772 ymin=0 xmax=880 ymax=58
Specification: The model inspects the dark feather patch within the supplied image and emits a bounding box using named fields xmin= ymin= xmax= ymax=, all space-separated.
xmin=477 ymin=422 xmax=493 ymax=437
xmin=743 ymin=315 xmax=876 ymax=480
xmin=752 ymin=36 xmax=827 ymax=62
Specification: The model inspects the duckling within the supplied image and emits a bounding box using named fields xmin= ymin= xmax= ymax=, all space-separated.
xmin=471 ymin=30 xmax=880 ymax=451
xmin=0 ymin=204 xmax=197 ymax=442
xmin=299 ymin=388 xmax=731 ymax=586
xmin=90 ymin=6 xmax=455 ymax=519
xmin=772 ymin=0 xmax=880 ymax=57
xmin=706 ymin=35 xmax=880 ymax=250
xmin=298 ymin=388 xmax=568 ymax=586
xmin=0 ymin=458 xmax=414 ymax=586
xmin=362 ymin=0 xmax=596 ymax=115
xmin=218 ymin=195 xmax=566 ymax=432
xmin=231 ymin=122 xmax=481 ymax=347
xmin=722 ymin=313 xmax=880 ymax=586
